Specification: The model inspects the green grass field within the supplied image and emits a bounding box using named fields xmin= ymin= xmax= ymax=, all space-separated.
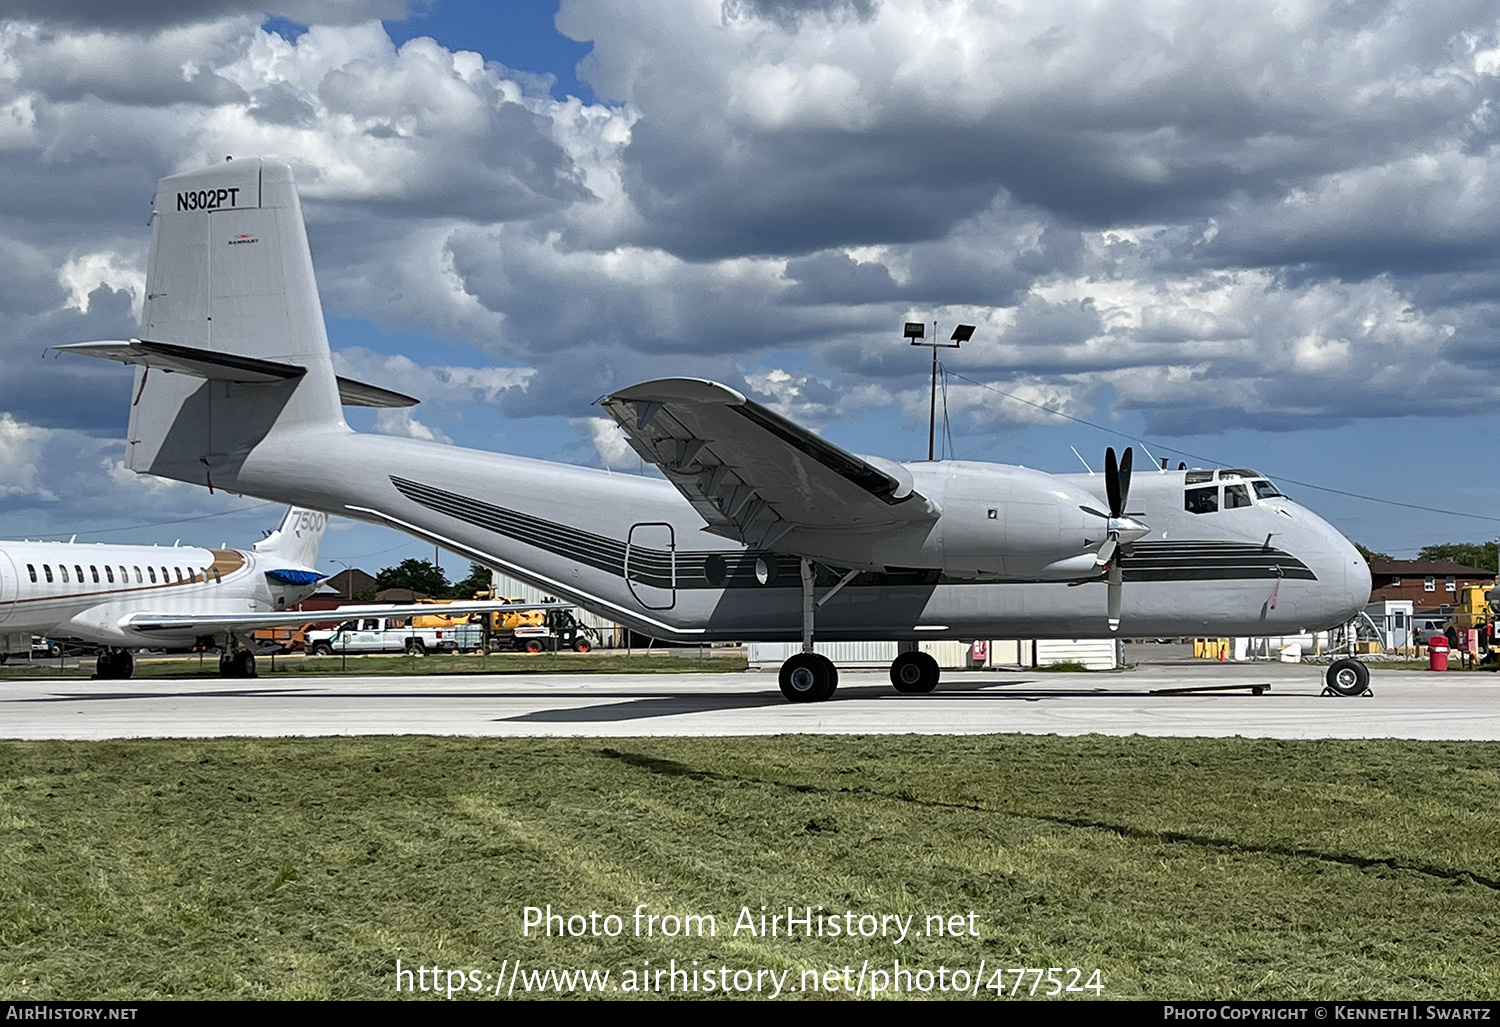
xmin=3 ymin=734 xmax=1498 ymax=1000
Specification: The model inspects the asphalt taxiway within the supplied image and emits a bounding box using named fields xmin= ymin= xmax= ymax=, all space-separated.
xmin=3 ymin=661 xmax=1498 ymax=741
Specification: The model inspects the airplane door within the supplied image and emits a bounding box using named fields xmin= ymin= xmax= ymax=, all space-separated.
xmin=0 ymin=551 xmax=15 ymax=625
xmin=625 ymin=522 xmax=676 ymax=610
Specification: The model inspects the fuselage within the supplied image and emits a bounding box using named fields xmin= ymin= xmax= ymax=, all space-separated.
xmin=227 ymin=425 xmax=1371 ymax=643
xmin=0 ymin=539 xmax=317 ymax=649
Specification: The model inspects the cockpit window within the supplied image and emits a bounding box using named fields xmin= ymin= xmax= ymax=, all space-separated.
xmin=1185 ymin=486 xmax=1218 ymax=514
xmin=1224 ymin=483 xmax=1252 ymax=509
xmin=1251 ymin=479 xmax=1283 ymax=499
xmin=1185 ymin=470 xmax=1214 ymax=484
xmin=1220 ymin=468 xmax=1260 ymax=479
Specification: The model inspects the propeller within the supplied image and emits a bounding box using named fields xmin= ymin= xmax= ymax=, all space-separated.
xmin=1081 ymin=446 xmax=1150 ymax=631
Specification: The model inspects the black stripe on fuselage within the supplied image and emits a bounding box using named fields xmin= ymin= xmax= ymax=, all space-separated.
xmin=391 ymin=476 xmax=1315 ymax=588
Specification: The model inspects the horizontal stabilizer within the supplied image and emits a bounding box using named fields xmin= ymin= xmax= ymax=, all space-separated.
xmin=335 ymin=377 xmax=419 ymax=408
xmin=60 ymin=340 xmax=418 ymax=408
xmin=57 ymin=339 xmax=304 ymax=383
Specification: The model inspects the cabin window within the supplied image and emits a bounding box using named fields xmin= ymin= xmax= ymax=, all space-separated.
xmin=59 ymin=565 xmax=69 ymax=584
xmin=43 ymin=565 xmax=52 ymax=583
xmin=105 ymin=566 xmax=115 ymax=583
xmin=133 ymin=567 xmax=142 ymax=583
xmin=90 ymin=566 xmax=99 ymax=583
xmin=1224 ymin=484 xmax=1252 ymax=509
xmin=26 ymin=564 xmax=35 ymax=583
xmin=212 ymin=567 xmax=221 ymax=584
xmin=147 ymin=567 xmax=157 ymax=583
xmin=174 ymin=567 xmax=183 ymax=582
xmin=74 ymin=565 xmax=83 ymax=584
xmin=118 ymin=567 xmax=127 ymax=585
xmin=1185 ymin=486 xmax=1218 ymax=515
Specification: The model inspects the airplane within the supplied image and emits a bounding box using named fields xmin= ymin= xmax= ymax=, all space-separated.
xmin=59 ymin=157 xmax=1374 ymax=701
xmin=0 ymin=505 xmax=565 ymax=680
xmin=0 ymin=505 xmax=329 ymax=679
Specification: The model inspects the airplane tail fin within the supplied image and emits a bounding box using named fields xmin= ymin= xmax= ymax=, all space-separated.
xmin=58 ymin=158 xmax=414 ymax=491
xmin=254 ymin=507 xmax=329 ymax=570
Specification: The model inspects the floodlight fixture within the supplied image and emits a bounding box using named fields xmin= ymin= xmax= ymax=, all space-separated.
xmin=904 ymin=319 xmax=975 ymax=461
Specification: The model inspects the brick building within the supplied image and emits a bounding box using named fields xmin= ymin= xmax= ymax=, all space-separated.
xmin=1367 ymin=560 xmax=1495 ymax=610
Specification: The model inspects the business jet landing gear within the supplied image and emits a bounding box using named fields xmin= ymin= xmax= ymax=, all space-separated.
xmin=890 ymin=650 xmax=940 ymax=693
xmin=1323 ymin=657 xmax=1370 ymax=697
xmin=218 ymin=647 xmax=257 ymax=679
xmin=94 ymin=649 xmax=134 ymax=680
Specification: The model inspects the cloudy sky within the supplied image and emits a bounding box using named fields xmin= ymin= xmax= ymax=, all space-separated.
xmin=2 ymin=0 xmax=1499 ymax=576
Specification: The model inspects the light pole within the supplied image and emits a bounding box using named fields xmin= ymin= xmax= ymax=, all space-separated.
xmin=905 ymin=321 xmax=975 ymax=461
xmin=330 ymin=559 xmax=352 ymax=599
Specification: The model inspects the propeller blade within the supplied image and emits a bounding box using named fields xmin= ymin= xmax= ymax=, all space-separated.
xmin=1095 ymin=537 xmax=1118 ymax=568
xmin=1118 ymin=446 xmax=1133 ymax=512
xmin=1104 ymin=447 xmax=1121 ymax=518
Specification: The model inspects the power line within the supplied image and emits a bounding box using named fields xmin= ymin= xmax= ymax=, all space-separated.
xmin=24 ymin=501 xmax=281 ymax=540
xmin=944 ymin=370 xmax=1500 ymax=525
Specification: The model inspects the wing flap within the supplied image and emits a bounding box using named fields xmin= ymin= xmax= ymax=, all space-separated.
xmin=599 ymin=378 xmax=938 ymax=548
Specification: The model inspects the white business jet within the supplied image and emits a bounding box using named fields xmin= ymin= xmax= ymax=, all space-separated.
xmin=60 ymin=158 xmax=1373 ymax=701
xmin=0 ymin=506 xmax=556 ymax=679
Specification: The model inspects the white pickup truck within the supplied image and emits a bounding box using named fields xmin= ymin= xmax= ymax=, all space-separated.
xmin=305 ymin=616 xmax=482 ymax=656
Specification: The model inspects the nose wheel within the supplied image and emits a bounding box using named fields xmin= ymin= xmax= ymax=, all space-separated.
xmin=1323 ymin=657 xmax=1370 ymax=697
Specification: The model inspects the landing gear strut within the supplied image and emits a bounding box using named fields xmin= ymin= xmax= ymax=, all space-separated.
xmin=776 ymin=558 xmax=847 ymax=703
xmin=94 ymin=649 xmax=134 ymax=680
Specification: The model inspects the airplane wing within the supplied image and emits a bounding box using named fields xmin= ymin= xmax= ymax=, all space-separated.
xmin=598 ymin=378 xmax=939 ymax=548
xmin=118 ymin=600 xmax=567 ymax=635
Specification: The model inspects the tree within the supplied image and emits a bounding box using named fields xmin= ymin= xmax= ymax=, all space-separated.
xmin=449 ymin=562 xmax=494 ymax=599
xmin=1416 ymin=541 xmax=1499 ymax=571
xmin=373 ymin=558 xmax=449 ymax=597
xmin=1353 ymin=542 xmax=1393 ymax=563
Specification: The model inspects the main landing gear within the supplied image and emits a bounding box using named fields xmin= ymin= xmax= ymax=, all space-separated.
xmin=774 ymin=558 xmax=944 ymax=703
xmin=218 ymin=645 xmax=257 ymax=679
xmin=94 ymin=649 xmax=134 ymax=680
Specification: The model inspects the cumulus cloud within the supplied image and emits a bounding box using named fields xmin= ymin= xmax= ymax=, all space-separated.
xmin=3 ymin=3 xmax=1500 ymax=546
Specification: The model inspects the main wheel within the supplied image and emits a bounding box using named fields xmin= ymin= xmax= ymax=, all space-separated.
xmin=112 ymin=651 xmax=134 ymax=680
xmin=405 ymin=639 xmax=426 ymax=656
xmin=890 ymin=651 xmax=940 ymax=693
xmin=1325 ymin=657 xmax=1369 ymax=697
xmin=778 ymin=652 xmax=837 ymax=703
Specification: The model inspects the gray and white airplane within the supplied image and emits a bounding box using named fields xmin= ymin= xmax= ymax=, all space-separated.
xmin=62 ymin=158 xmax=1373 ymax=701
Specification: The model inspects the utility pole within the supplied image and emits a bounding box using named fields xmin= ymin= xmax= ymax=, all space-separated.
xmin=904 ymin=321 xmax=975 ymax=461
